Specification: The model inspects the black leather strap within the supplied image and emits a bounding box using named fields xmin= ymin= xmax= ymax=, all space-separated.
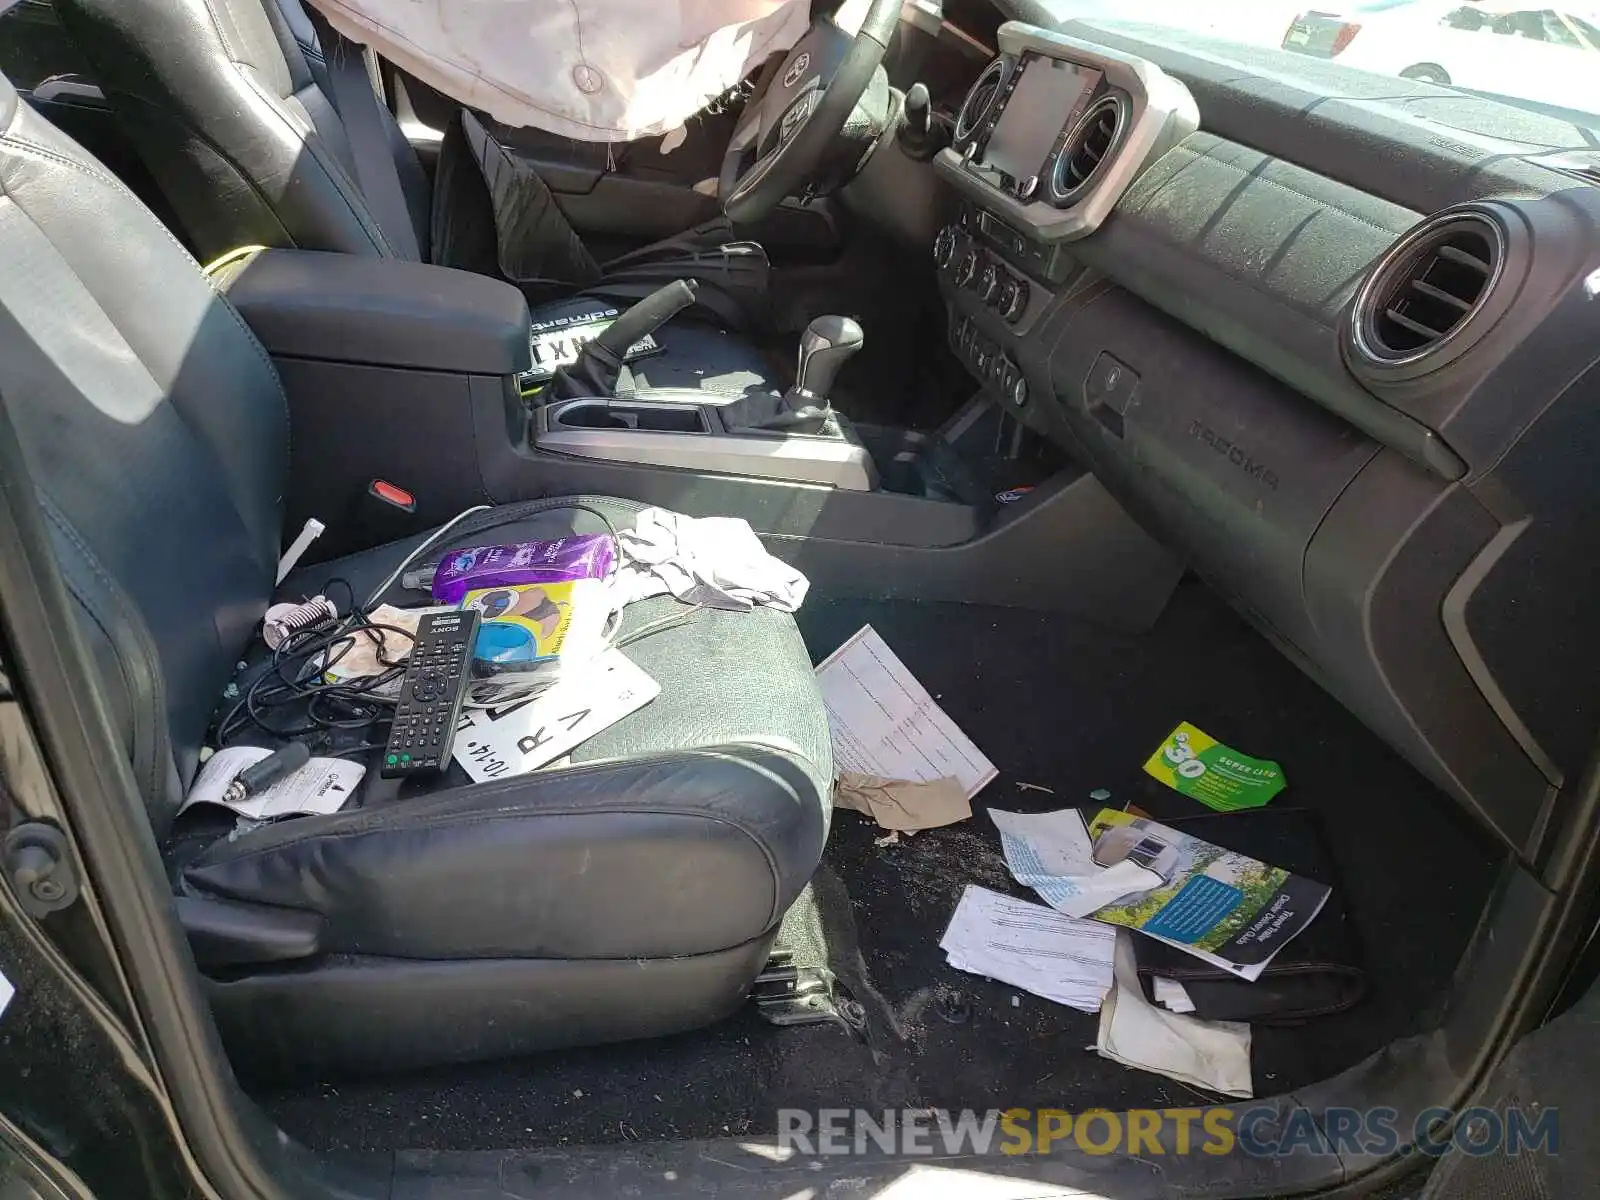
xmin=316 ymin=18 xmax=422 ymax=261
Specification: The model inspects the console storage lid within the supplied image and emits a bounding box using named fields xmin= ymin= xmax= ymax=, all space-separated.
xmin=215 ymin=249 xmax=531 ymax=376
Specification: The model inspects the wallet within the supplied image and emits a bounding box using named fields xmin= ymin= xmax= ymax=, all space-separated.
xmin=1132 ymin=807 xmax=1367 ymax=1025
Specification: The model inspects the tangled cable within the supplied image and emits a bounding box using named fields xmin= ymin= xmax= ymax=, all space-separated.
xmin=214 ymin=579 xmax=418 ymax=746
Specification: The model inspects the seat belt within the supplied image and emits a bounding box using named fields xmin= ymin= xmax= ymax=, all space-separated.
xmin=317 ymin=19 xmax=423 ymax=261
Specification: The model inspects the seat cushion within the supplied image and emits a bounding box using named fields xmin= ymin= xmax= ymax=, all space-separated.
xmin=181 ymin=496 xmax=833 ymax=964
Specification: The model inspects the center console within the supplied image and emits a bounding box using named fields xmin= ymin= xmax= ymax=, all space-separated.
xmin=530 ymin=314 xmax=879 ymax=492
xmin=533 ymin=391 xmax=878 ymax=491
xmin=218 ymin=223 xmax=1184 ymax=634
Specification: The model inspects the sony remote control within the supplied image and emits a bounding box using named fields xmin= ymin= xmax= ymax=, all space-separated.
xmin=380 ymin=609 xmax=480 ymax=778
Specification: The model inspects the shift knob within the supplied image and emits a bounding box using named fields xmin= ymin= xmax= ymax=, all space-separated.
xmin=897 ymin=82 xmax=945 ymax=161
xmin=904 ymin=82 xmax=931 ymax=137
xmin=793 ymin=315 xmax=865 ymax=405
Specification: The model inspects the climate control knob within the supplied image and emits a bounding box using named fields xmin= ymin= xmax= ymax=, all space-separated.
xmin=954 ymin=248 xmax=981 ymax=289
xmin=997 ymin=275 xmax=1026 ymax=323
xmin=933 ymin=225 xmax=958 ymax=270
xmin=1008 ymin=372 xmax=1029 ymax=407
xmin=977 ymin=262 xmax=1002 ymax=305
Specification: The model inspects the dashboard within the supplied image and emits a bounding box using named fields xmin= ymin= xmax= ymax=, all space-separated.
xmin=931 ymin=20 xmax=1600 ymax=864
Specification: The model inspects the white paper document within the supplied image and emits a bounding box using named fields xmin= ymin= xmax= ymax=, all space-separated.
xmin=182 ymin=746 xmax=365 ymax=820
xmin=1097 ymin=932 xmax=1252 ymax=1098
xmin=814 ymin=626 xmax=997 ymax=799
xmin=990 ymin=807 xmax=1163 ymax=918
xmin=940 ymin=885 xmax=1116 ymax=1014
xmin=1152 ymin=977 xmax=1197 ymax=1014
xmin=454 ymin=651 xmax=659 ymax=783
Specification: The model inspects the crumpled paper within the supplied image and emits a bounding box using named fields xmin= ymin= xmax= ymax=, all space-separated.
xmin=834 ymin=772 xmax=972 ymax=833
xmin=1097 ymin=931 xmax=1253 ymax=1098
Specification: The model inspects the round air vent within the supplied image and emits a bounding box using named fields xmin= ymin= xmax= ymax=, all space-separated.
xmin=1349 ymin=211 xmax=1506 ymax=375
xmin=954 ymin=57 xmax=1008 ymax=145
xmin=1048 ymin=94 xmax=1126 ymax=207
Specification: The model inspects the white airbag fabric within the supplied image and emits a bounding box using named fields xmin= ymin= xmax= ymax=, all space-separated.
xmin=306 ymin=0 xmax=819 ymax=143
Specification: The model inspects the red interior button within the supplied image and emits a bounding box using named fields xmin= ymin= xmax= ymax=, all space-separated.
xmin=369 ymin=479 xmax=416 ymax=512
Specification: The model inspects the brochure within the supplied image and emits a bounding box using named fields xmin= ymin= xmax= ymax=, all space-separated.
xmin=994 ymin=806 xmax=1330 ymax=982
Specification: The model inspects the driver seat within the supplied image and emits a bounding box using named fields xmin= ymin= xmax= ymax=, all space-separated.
xmin=52 ymin=0 xmax=780 ymax=397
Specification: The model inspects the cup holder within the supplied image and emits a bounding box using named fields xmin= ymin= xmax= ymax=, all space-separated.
xmin=551 ymin=400 xmax=709 ymax=434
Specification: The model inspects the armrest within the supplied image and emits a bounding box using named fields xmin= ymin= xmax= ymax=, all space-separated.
xmin=216 ymin=249 xmax=532 ymax=376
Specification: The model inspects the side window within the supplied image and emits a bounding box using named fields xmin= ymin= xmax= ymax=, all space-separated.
xmin=0 ymin=0 xmax=95 ymax=93
xmin=1535 ymin=10 xmax=1585 ymax=46
xmin=1443 ymin=6 xmax=1489 ymax=30
xmin=1570 ymin=15 xmax=1600 ymax=47
xmin=1489 ymin=10 xmax=1549 ymax=38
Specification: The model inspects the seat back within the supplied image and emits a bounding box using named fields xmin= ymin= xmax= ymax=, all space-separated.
xmin=53 ymin=0 xmax=430 ymax=263
xmin=0 ymin=72 xmax=288 ymax=834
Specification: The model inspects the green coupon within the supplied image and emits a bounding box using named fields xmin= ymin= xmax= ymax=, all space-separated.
xmin=1143 ymin=721 xmax=1285 ymax=811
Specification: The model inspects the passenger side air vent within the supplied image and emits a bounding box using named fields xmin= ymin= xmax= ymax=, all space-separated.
xmin=1048 ymin=95 xmax=1126 ymax=207
xmin=1350 ymin=212 xmax=1505 ymax=374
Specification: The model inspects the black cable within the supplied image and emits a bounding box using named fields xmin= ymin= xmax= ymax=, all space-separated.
xmin=329 ymin=742 xmax=386 ymax=761
xmin=214 ymin=500 xmax=626 ymax=746
xmin=215 ymin=608 xmax=418 ymax=745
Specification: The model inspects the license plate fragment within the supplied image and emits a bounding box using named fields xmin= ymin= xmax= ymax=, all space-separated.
xmin=520 ymin=314 xmax=662 ymax=388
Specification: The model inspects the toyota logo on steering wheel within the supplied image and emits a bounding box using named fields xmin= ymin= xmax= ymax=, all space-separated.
xmin=783 ymin=53 xmax=811 ymax=89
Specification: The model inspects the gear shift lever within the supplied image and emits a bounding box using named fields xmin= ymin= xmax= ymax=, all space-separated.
xmin=753 ymin=316 xmax=864 ymax=432
xmin=792 ymin=316 xmax=864 ymax=407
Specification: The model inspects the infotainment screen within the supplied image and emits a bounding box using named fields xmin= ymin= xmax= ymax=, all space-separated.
xmin=982 ymin=53 xmax=1099 ymax=181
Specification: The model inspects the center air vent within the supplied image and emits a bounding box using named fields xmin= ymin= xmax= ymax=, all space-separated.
xmin=955 ymin=57 xmax=1008 ymax=145
xmin=1049 ymin=95 xmax=1126 ymax=207
xmin=1351 ymin=212 xmax=1505 ymax=373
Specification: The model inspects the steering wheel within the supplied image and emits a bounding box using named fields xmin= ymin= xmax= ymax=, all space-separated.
xmin=720 ymin=0 xmax=901 ymax=225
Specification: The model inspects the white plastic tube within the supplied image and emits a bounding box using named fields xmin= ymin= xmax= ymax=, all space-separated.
xmin=276 ymin=518 xmax=326 ymax=584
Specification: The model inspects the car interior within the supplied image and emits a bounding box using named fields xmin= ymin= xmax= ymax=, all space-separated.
xmin=0 ymin=0 xmax=1598 ymax=1195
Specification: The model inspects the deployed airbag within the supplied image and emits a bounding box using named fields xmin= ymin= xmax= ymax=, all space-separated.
xmin=306 ymin=0 xmax=816 ymax=142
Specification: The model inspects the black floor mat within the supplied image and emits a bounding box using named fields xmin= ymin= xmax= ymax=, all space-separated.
xmin=260 ymin=585 xmax=1504 ymax=1152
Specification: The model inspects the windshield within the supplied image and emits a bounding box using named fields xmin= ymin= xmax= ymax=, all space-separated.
xmin=1038 ymin=0 xmax=1600 ymax=132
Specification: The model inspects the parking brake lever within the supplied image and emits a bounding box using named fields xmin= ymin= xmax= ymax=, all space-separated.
xmin=546 ymin=279 xmax=699 ymax=401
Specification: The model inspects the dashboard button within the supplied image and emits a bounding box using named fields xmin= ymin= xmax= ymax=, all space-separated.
xmin=1017 ymin=175 xmax=1039 ymax=201
xmin=933 ymin=225 xmax=958 ymax=269
xmin=1086 ymin=351 xmax=1139 ymax=415
xmin=1009 ymin=373 xmax=1029 ymax=408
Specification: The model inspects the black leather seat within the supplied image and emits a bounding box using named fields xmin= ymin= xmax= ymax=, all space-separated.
xmin=0 ymin=72 xmax=831 ymax=1074
xmin=52 ymin=0 xmax=781 ymax=398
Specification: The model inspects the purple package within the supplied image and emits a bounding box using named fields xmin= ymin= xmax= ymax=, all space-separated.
xmin=430 ymin=534 xmax=616 ymax=605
